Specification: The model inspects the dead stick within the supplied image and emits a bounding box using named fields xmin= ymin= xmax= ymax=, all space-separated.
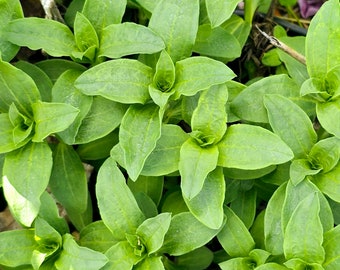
xmin=255 ymin=25 xmax=306 ymax=65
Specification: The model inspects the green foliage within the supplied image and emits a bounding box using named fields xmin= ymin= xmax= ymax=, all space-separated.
xmin=0 ymin=0 xmax=339 ymax=269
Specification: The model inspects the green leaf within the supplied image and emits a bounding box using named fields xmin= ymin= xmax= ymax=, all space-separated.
xmin=141 ymin=124 xmax=189 ymax=176
xmin=282 ymin=179 xmax=334 ymax=235
xmin=49 ymin=142 xmax=88 ymax=213
xmin=3 ymin=142 xmax=52 ymax=226
xmin=74 ymin=12 xmax=99 ymax=52
xmin=96 ymin=158 xmax=145 ymax=239
xmin=160 ymin=212 xmax=221 ymax=256
xmin=184 ymin=167 xmax=225 ymax=229
xmin=0 ymin=59 xmax=41 ymax=116
xmin=75 ymin=59 xmax=153 ymax=104
xmin=217 ymin=124 xmax=294 ymax=169
xmin=230 ymin=188 xmax=257 ymax=229
xmin=136 ymin=213 xmax=171 ymax=254
xmin=79 ymin=221 xmax=119 ymax=253
xmin=256 ymin=263 xmax=290 ymax=270
xmin=120 ymin=104 xmax=162 ymax=180
xmin=0 ymin=113 xmax=30 ymax=154
xmin=134 ymin=256 xmax=164 ymax=270
xmin=38 ymin=192 xmax=69 ymax=236
xmin=223 ymin=166 xmax=276 ymax=180
xmin=264 ymin=183 xmax=286 ymax=255
xmin=172 ymin=246 xmax=214 ymax=270
xmin=161 ymin=190 xmax=189 ymax=215
xmin=148 ymin=0 xmax=199 ymax=62
xmin=323 ymin=225 xmax=340 ymax=269
xmin=103 ymin=241 xmax=140 ymax=270
xmin=316 ymin=100 xmax=340 ymax=138
xmin=193 ymin=24 xmax=241 ymax=59
xmin=99 ymin=23 xmax=165 ymax=58
xmin=230 ymin=74 xmax=302 ymax=123
xmin=0 ymin=0 xmax=23 ymax=61
xmin=32 ymin=101 xmax=79 ymax=142
xmin=66 ymin=193 xmax=93 ymax=231
xmin=219 ymin=258 xmax=251 ymax=270
xmin=75 ymin=96 xmax=128 ymax=144
xmin=4 ymin=18 xmax=78 ymax=57
xmin=283 ymin=193 xmax=325 ymax=264
xmin=191 ymin=84 xmax=228 ymax=144
xmin=52 ymin=69 xmax=93 ymax=144
xmin=205 ymin=0 xmax=241 ymax=28
xmin=217 ymin=207 xmax=255 ymax=257
xmin=264 ymin=94 xmax=317 ymax=158
xmin=15 ymin=61 xmax=53 ymax=103
xmin=152 ymin=50 xmax=176 ymax=93
xmin=290 ymin=159 xmax=320 ymax=186
xmin=179 ymin=138 xmax=219 ymax=199
xmin=305 ymin=0 xmax=340 ymax=79
xmin=82 ymin=0 xmax=126 ymax=36
xmin=314 ymin=162 xmax=340 ymax=203
xmin=128 ymin=175 xmax=164 ymax=206
xmin=35 ymin=59 xmax=86 ymax=83
xmin=55 ymin=234 xmax=108 ymax=270
xmin=173 ymin=56 xmax=236 ymax=97
xmin=0 ymin=229 xmax=37 ymax=268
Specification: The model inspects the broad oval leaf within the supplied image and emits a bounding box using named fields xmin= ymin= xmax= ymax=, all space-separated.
xmin=75 ymin=96 xmax=128 ymax=144
xmin=79 ymin=221 xmax=119 ymax=253
xmin=75 ymin=59 xmax=153 ymax=104
xmin=0 ymin=229 xmax=37 ymax=268
xmin=316 ymin=100 xmax=340 ymax=138
xmin=191 ymin=84 xmax=228 ymax=144
xmin=305 ymin=0 xmax=340 ymax=79
xmin=32 ymin=101 xmax=79 ymax=142
xmin=99 ymin=23 xmax=165 ymax=58
xmin=323 ymin=225 xmax=340 ymax=269
xmin=55 ymin=234 xmax=108 ymax=270
xmin=179 ymin=138 xmax=219 ymax=199
xmin=160 ymin=212 xmax=221 ymax=256
xmin=314 ymin=162 xmax=340 ymax=203
xmin=217 ymin=124 xmax=294 ymax=169
xmin=82 ymin=0 xmax=126 ymax=36
xmin=283 ymin=193 xmax=325 ymax=264
xmin=52 ymin=69 xmax=93 ymax=145
xmin=0 ymin=0 xmax=23 ymax=61
xmin=217 ymin=206 xmax=255 ymax=257
xmin=184 ymin=167 xmax=225 ymax=229
xmin=173 ymin=56 xmax=236 ymax=97
xmin=141 ymin=124 xmax=189 ymax=176
xmin=148 ymin=0 xmax=199 ymax=62
xmin=3 ymin=142 xmax=52 ymax=226
xmin=264 ymin=94 xmax=317 ymax=159
xmin=0 ymin=59 xmax=41 ymax=117
xmin=96 ymin=158 xmax=145 ymax=239
xmin=49 ymin=142 xmax=88 ymax=213
xmin=4 ymin=17 xmax=78 ymax=57
xmin=264 ymin=183 xmax=286 ymax=255
xmin=120 ymin=104 xmax=162 ymax=181
xmin=230 ymin=74 xmax=303 ymax=123
xmin=136 ymin=212 xmax=172 ymax=254
xmin=206 ymin=0 xmax=242 ymax=28
xmin=134 ymin=256 xmax=164 ymax=270
xmin=193 ymin=24 xmax=241 ymax=59
xmin=282 ymin=179 xmax=334 ymax=234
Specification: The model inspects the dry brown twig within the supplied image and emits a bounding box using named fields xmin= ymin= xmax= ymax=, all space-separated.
xmin=255 ymin=25 xmax=306 ymax=65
